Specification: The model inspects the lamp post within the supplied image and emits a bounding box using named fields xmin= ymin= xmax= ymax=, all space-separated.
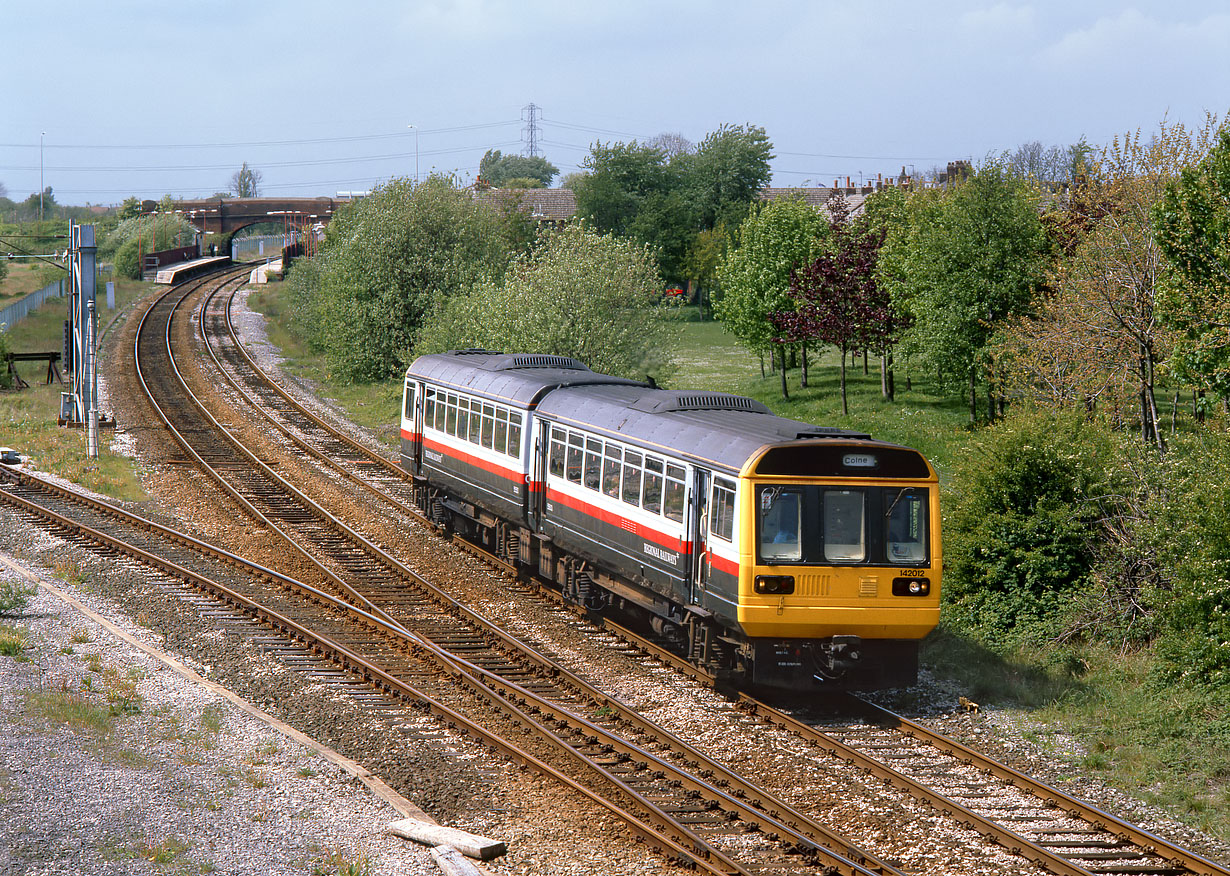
xmin=39 ymin=132 xmax=45 ymax=221
xmin=407 ymin=124 xmax=419 ymax=184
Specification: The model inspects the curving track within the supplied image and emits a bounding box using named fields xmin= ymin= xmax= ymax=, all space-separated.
xmin=186 ymin=280 xmax=1230 ymax=876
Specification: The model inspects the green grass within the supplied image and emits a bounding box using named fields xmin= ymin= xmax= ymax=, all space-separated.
xmin=0 ymin=275 xmax=151 ymax=501
xmin=0 ymin=263 xmax=62 ymax=307
xmin=0 ymin=624 xmax=28 ymax=656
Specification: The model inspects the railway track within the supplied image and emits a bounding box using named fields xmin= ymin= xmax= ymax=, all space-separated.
xmin=182 ymin=280 xmax=1230 ymax=876
xmin=121 ymin=271 xmax=929 ymax=874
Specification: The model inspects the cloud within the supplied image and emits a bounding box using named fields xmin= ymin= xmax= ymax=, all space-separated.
xmin=1040 ymin=8 xmax=1230 ymax=70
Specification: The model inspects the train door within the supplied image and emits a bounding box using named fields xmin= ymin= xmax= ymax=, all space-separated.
xmin=688 ymin=468 xmax=710 ymax=605
xmin=529 ymin=417 xmax=550 ymax=531
xmin=402 ymin=379 xmax=422 ymax=472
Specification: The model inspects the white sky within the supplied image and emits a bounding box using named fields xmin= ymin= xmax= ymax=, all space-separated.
xmin=3 ymin=1 xmax=1228 ymax=204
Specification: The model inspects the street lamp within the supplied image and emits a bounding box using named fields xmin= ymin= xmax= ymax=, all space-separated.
xmin=39 ymin=132 xmax=45 ymax=221
xmin=407 ymin=124 xmax=419 ymax=184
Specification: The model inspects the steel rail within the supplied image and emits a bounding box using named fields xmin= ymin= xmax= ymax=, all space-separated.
xmin=0 ymin=466 xmax=737 ymax=875
xmin=194 ymin=282 xmax=918 ymax=874
xmin=134 ymin=277 xmax=900 ymax=875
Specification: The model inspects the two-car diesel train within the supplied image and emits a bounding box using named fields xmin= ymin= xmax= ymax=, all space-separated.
xmin=399 ymin=350 xmax=941 ymax=691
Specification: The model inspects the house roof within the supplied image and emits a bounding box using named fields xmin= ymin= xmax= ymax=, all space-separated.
xmin=471 ymin=187 xmax=577 ymax=223
xmin=758 ymin=187 xmax=869 ymax=218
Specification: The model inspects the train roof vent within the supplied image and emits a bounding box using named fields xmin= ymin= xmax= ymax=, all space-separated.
xmin=505 ymin=354 xmax=588 ymax=370
xmin=796 ymin=428 xmax=871 ymax=440
xmin=630 ymin=392 xmax=773 ymax=414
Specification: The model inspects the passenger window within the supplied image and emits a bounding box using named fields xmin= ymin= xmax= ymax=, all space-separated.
xmin=481 ymin=404 xmax=495 ymax=449
xmin=508 ymin=413 xmax=522 ymax=457
xmin=445 ymin=399 xmax=457 ymax=436
xmin=885 ymin=488 xmax=927 ymax=563
xmin=824 ymin=490 xmax=865 ymax=562
xmin=711 ymin=478 xmax=737 ymax=542
xmin=584 ymin=438 xmax=603 ymax=489
xmin=425 ymin=390 xmax=436 ymax=430
xmin=468 ymin=401 xmax=481 ymax=443
xmin=622 ymin=451 xmax=642 ymax=507
xmin=494 ymin=409 xmax=508 ymax=454
xmin=663 ymin=464 xmax=686 ymax=523
xmin=642 ymin=457 xmax=663 ymax=514
xmin=456 ymin=402 xmax=469 ymax=441
xmin=759 ymin=488 xmax=801 ymax=561
xmin=567 ymin=433 xmax=584 ymax=484
xmin=602 ymin=445 xmax=622 ymax=499
xmin=549 ymin=436 xmax=565 ymax=477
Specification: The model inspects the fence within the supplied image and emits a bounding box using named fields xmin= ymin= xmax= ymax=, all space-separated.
xmin=231 ymin=235 xmax=290 ymax=260
xmin=0 ymin=279 xmax=64 ymax=329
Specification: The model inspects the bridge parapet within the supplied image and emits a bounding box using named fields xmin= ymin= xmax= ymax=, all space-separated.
xmin=155 ymin=197 xmax=341 ymax=236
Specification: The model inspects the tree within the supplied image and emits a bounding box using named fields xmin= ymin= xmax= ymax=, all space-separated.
xmin=998 ymin=117 xmax=1219 ymax=450
xmin=646 ymin=132 xmax=694 ymax=160
xmin=414 ymin=223 xmax=676 ymax=383
xmin=881 ymin=162 xmax=1047 ymax=422
xmin=229 ymin=162 xmax=263 ymax=198
xmin=773 ymin=195 xmax=906 ymax=413
xmin=1154 ymin=123 xmax=1230 ymax=398
xmin=477 ymin=149 xmax=559 ymax=188
xmin=118 ymin=197 xmax=141 ymax=220
xmin=685 ymin=124 xmax=774 ymax=232
xmin=0 ymin=181 xmax=7 ymax=199
xmin=715 ymin=196 xmax=828 ymax=397
xmin=571 ymin=141 xmax=672 ymax=237
xmin=286 ymin=175 xmax=512 ymax=382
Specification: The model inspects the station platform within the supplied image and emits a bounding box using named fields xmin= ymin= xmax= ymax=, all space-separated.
xmin=153 ymin=256 xmax=231 ymax=285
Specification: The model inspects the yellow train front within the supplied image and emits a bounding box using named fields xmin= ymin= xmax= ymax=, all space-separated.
xmin=402 ymin=351 xmax=940 ymax=692
xmin=719 ymin=440 xmax=941 ymax=689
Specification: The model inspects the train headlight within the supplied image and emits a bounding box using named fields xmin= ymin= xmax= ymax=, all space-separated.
xmin=754 ymin=575 xmax=795 ymax=595
xmin=892 ymin=577 xmax=931 ymax=597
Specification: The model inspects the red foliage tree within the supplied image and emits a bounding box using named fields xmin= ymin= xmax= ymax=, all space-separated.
xmin=772 ymin=194 xmax=910 ymax=413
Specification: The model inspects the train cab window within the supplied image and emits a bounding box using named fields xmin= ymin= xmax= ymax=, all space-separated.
xmin=885 ymin=488 xmax=928 ymax=564
xmin=567 ymin=433 xmax=585 ymax=484
xmin=711 ymin=479 xmax=737 ymax=543
xmin=758 ymin=487 xmax=802 ymax=561
xmin=622 ymin=451 xmax=642 ymax=507
xmin=584 ymin=438 xmax=603 ymax=489
xmin=642 ymin=457 xmax=664 ymax=514
xmin=663 ymin=464 xmax=686 ymax=523
xmin=403 ymin=384 xmax=416 ymax=420
xmin=508 ymin=413 xmax=522 ymax=457
xmin=481 ymin=404 xmax=495 ymax=449
xmin=602 ymin=445 xmax=622 ymax=499
xmin=495 ymin=409 xmax=508 ymax=454
xmin=824 ymin=489 xmax=865 ymax=562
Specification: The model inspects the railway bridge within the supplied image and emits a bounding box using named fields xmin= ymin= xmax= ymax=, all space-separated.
xmin=147 ymin=196 xmax=342 ymax=249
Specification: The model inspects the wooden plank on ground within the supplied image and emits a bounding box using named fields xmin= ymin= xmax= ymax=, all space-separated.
xmin=387 ymin=818 xmax=506 ymax=860
xmin=431 ymin=845 xmax=484 ymax=876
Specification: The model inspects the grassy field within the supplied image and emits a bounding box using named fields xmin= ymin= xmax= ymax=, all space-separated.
xmin=0 ymin=273 xmax=151 ymax=501
xmin=1 ymin=263 xmax=64 ymax=307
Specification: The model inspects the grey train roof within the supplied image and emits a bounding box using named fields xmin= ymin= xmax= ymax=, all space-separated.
xmin=534 ymin=383 xmax=871 ymax=474
xmin=407 ymin=350 xmax=642 ymax=407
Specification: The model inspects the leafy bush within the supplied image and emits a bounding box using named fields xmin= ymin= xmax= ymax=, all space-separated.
xmin=1143 ymin=434 xmax=1230 ymax=687
xmin=414 ymin=223 xmax=678 ymax=383
xmin=108 ymin=213 xmax=198 ymax=279
xmin=285 ymin=176 xmax=513 ymax=382
xmin=943 ymin=410 xmax=1115 ymax=651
